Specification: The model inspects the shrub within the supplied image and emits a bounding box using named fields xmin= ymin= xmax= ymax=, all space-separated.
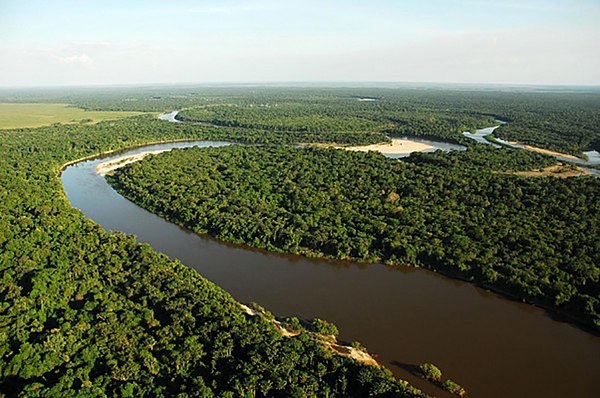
xmin=282 ymin=317 xmax=303 ymax=333
xmin=442 ymin=379 xmax=466 ymax=397
xmin=310 ymin=318 xmax=339 ymax=337
xmin=419 ymin=363 xmax=442 ymax=382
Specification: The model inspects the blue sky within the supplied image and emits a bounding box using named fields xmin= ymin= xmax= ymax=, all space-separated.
xmin=1 ymin=0 xmax=599 ymax=86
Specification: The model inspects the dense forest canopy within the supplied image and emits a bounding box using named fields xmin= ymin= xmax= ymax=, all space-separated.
xmin=1 ymin=86 xmax=598 ymax=155
xmin=108 ymin=145 xmax=599 ymax=329
xmin=174 ymin=91 xmax=600 ymax=155
xmin=1 ymin=86 xmax=599 ymax=396
xmin=0 ymin=112 xmax=428 ymax=397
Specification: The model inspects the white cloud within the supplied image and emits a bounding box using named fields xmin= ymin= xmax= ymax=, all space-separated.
xmin=0 ymin=25 xmax=598 ymax=86
xmin=57 ymin=53 xmax=94 ymax=66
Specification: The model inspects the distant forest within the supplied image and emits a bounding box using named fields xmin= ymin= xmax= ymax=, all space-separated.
xmin=2 ymin=86 xmax=598 ymax=155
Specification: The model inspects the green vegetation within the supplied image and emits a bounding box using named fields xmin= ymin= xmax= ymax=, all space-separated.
xmin=441 ymin=379 xmax=467 ymax=397
xmin=491 ymin=94 xmax=600 ymax=156
xmin=418 ymin=363 xmax=465 ymax=397
xmin=177 ymin=103 xmax=393 ymax=133
xmin=172 ymin=90 xmax=600 ymax=155
xmin=309 ymin=319 xmax=340 ymax=338
xmin=0 ymin=115 xmax=427 ymax=397
xmin=108 ymin=145 xmax=600 ymax=329
xmin=0 ymin=103 xmax=144 ymax=129
xmin=418 ymin=363 xmax=441 ymax=382
xmin=1 ymin=85 xmax=599 ymax=396
xmin=3 ymin=86 xmax=598 ymax=154
xmin=175 ymin=99 xmax=495 ymax=146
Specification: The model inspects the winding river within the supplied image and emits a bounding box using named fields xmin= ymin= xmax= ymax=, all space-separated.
xmin=60 ymin=120 xmax=600 ymax=398
xmin=463 ymin=120 xmax=600 ymax=176
xmin=462 ymin=124 xmax=503 ymax=147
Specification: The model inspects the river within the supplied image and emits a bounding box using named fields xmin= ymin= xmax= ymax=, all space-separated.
xmin=463 ymin=121 xmax=600 ymax=176
xmin=61 ymin=138 xmax=600 ymax=398
xmin=462 ymin=124 xmax=502 ymax=147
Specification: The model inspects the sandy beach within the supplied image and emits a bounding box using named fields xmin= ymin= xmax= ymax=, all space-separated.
xmin=343 ymin=138 xmax=435 ymax=154
xmin=521 ymin=145 xmax=581 ymax=161
xmin=95 ymin=138 xmax=440 ymax=176
xmin=96 ymin=150 xmax=167 ymax=175
xmin=240 ymin=304 xmax=378 ymax=365
xmin=506 ymin=141 xmax=581 ymax=161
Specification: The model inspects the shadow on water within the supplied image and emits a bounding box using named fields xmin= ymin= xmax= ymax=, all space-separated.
xmin=391 ymin=361 xmax=423 ymax=378
xmin=391 ymin=361 xmax=456 ymax=398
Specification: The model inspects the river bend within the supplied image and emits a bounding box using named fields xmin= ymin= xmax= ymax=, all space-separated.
xmin=60 ymin=130 xmax=600 ymax=398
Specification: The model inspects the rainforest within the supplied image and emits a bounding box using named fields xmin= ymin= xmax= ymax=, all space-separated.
xmin=1 ymin=86 xmax=600 ymax=398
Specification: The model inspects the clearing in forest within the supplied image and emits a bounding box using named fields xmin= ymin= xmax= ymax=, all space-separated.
xmin=0 ymin=103 xmax=144 ymax=129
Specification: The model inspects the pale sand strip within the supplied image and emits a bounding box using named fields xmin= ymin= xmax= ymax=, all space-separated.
xmin=329 ymin=342 xmax=380 ymax=367
xmin=239 ymin=304 xmax=379 ymax=365
xmin=96 ymin=138 xmax=435 ymax=176
xmin=307 ymin=138 xmax=436 ymax=154
xmin=522 ymin=145 xmax=580 ymax=161
xmin=96 ymin=150 xmax=167 ymax=176
xmin=506 ymin=141 xmax=580 ymax=161
xmin=344 ymin=139 xmax=435 ymax=154
xmin=497 ymin=164 xmax=589 ymax=178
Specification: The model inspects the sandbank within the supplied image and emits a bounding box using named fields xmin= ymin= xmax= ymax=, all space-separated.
xmin=507 ymin=141 xmax=581 ymax=161
xmin=344 ymin=139 xmax=435 ymax=154
xmin=96 ymin=150 xmax=167 ymax=176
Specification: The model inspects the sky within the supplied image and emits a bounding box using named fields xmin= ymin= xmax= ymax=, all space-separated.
xmin=1 ymin=0 xmax=599 ymax=87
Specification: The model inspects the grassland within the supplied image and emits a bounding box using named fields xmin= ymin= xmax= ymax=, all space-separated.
xmin=0 ymin=102 xmax=145 ymax=129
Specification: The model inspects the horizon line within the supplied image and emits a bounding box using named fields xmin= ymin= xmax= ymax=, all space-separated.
xmin=1 ymin=80 xmax=600 ymax=91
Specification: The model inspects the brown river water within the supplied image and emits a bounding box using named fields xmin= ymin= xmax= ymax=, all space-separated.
xmin=61 ymin=141 xmax=600 ymax=398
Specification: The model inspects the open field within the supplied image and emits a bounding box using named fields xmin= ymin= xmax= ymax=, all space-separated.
xmin=0 ymin=103 xmax=145 ymax=129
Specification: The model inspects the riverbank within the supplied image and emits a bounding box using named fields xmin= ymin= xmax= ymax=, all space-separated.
xmin=59 ymin=138 xmax=215 ymax=175
xmin=62 ymin=139 xmax=600 ymax=398
xmin=497 ymin=164 xmax=589 ymax=178
xmin=306 ymin=138 xmax=441 ymax=155
xmin=96 ymin=150 xmax=168 ymax=175
xmin=463 ymin=125 xmax=600 ymax=175
xmin=78 ymin=136 xmax=600 ymax=338
xmin=507 ymin=141 xmax=581 ymax=161
xmin=344 ymin=138 xmax=435 ymax=154
xmin=239 ymin=303 xmax=381 ymax=367
xmin=102 ymin=143 xmax=600 ymax=334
